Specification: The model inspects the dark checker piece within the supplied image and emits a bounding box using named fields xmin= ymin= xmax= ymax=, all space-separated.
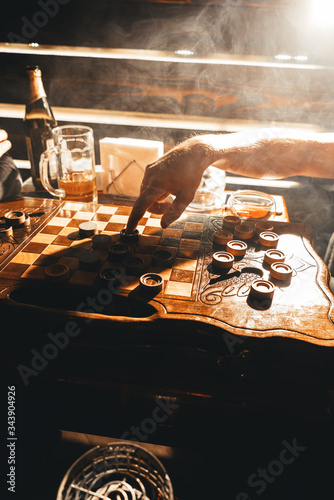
xmin=123 ymin=256 xmax=145 ymax=276
xmin=23 ymin=214 xmax=31 ymax=227
xmin=92 ymin=233 xmax=112 ymax=250
xmin=45 ymin=264 xmax=70 ymax=283
xmin=79 ymin=221 xmax=98 ymax=238
xmin=108 ymin=243 xmax=131 ymax=262
xmin=119 ymin=228 xmax=139 ymax=243
xmin=152 ymin=250 xmax=174 ymax=268
xmin=0 ymin=224 xmax=13 ymax=238
xmin=5 ymin=211 xmax=26 ymax=227
xmin=79 ymin=250 xmax=101 ymax=270
xmin=140 ymin=272 xmax=164 ymax=293
xmin=100 ymin=267 xmax=122 ymax=286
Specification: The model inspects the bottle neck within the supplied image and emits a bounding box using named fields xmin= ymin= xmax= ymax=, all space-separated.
xmin=27 ymin=67 xmax=46 ymax=104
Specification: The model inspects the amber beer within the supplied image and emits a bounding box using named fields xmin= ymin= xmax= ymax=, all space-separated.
xmin=58 ymin=172 xmax=97 ymax=203
xmin=40 ymin=125 xmax=98 ymax=203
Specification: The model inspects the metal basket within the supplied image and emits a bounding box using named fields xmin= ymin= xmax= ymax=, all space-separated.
xmin=57 ymin=440 xmax=174 ymax=500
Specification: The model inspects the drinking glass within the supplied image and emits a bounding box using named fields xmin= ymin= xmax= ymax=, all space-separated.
xmin=40 ymin=125 xmax=98 ymax=203
xmin=188 ymin=165 xmax=226 ymax=212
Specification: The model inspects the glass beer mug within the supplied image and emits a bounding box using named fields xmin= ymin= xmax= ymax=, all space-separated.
xmin=40 ymin=125 xmax=98 ymax=203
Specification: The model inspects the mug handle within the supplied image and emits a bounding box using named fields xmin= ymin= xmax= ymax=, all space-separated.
xmin=40 ymin=147 xmax=65 ymax=198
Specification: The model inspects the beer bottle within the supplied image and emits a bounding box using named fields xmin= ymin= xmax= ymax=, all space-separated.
xmin=24 ymin=65 xmax=57 ymax=189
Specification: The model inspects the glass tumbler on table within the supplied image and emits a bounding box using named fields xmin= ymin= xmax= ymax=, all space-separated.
xmin=188 ymin=165 xmax=226 ymax=212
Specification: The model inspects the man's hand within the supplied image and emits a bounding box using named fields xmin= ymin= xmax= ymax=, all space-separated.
xmin=0 ymin=129 xmax=12 ymax=158
xmin=126 ymin=137 xmax=213 ymax=232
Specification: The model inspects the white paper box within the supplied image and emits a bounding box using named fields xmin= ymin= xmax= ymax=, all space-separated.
xmin=99 ymin=137 xmax=164 ymax=197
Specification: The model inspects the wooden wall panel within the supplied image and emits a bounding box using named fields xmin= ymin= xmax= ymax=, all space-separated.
xmin=1 ymin=52 xmax=333 ymax=128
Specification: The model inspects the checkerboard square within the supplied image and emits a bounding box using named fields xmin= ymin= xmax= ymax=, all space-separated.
xmin=170 ymin=269 xmax=194 ymax=283
xmin=42 ymin=244 xmax=67 ymax=256
xmin=33 ymin=254 xmax=59 ymax=267
xmin=145 ymin=218 xmax=162 ymax=228
xmin=58 ymin=256 xmax=80 ymax=271
xmin=72 ymin=211 xmax=95 ymax=220
xmin=52 ymin=235 xmax=74 ymax=247
xmin=48 ymin=216 xmax=72 ymax=227
xmin=179 ymin=239 xmax=201 ymax=250
xmin=96 ymin=206 xmax=118 ymax=215
xmin=92 ymin=213 xmax=113 ymax=222
xmin=104 ymin=222 xmax=126 ymax=232
xmin=2 ymin=262 xmax=29 ymax=278
xmin=143 ymin=226 xmax=163 ymax=236
xmin=11 ymin=252 xmax=39 ymax=265
xmin=162 ymin=228 xmax=183 ymax=239
xmin=31 ymin=233 xmax=58 ymax=244
xmin=174 ymin=258 xmax=197 ymax=271
xmin=115 ymin=206 xmax=132 ymax=216
xmin=24 ymin=242 xmax=49 ymax=254
xmin=21 ymin=265 xmax=46 ymax=280
xmin=109 ymin=214 xmax=129 ymax=224
xmin=164 ymin=281 xmax=193 ymax=297
xmin=185 ymin=222 xmax=204 ymax=232
xmin=62 ymin=202 xmax=84 ymax=211
xmin=40 ymin=226 xmax=63 ymax=235
xmin=159 ymin=237 xmax=179 ymax=248
xmin=69 ymin=270 xmax=97 ymax=285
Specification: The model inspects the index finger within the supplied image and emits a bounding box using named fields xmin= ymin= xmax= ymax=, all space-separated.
xmin=0 ymin=139 xmax=11 ymax=158
xmin=126 ymin=186 xmax=166 ymax=233
xmin=0 ymin=129 xmax=8 ymax=142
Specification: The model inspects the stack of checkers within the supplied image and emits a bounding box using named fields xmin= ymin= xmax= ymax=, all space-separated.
xmin=0 ymin=210 xmax=31 ymax=237
xmin=1 ymin=201 xmax=204 ymax=299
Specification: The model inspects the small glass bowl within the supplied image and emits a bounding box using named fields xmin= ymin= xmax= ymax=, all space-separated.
xmin=229 ymin=190 xmax=275 ymax=220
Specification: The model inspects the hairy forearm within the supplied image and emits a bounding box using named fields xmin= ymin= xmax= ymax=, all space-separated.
xmin=196 ymin=130 xmax=334 ymax=179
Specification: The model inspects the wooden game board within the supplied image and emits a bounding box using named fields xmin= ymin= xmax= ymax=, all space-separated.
xmin=1 ymin=197 xmax=334 ymax=347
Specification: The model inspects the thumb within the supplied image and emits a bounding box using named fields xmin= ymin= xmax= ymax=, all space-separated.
xmin=161 ymin=187 xmax=196 ymax=228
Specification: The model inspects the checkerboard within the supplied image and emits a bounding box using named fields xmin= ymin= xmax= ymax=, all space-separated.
xmin=0 ymin=200 xmax=207 ymax=300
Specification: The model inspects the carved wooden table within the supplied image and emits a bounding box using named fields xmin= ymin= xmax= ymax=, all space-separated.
xmin=1 ymin=196 xmax=334 ymax=438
